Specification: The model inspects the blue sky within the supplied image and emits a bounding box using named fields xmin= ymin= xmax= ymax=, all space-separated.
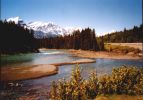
xmin=1 ymin=0 xmax=142 ymax=35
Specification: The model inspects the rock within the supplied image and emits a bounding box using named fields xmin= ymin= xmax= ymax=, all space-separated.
xmin=8 ymin=83 xmax=14 ymax=87
xmin=127 ymin=52 xmax=134 ymax=55
xmin=16 ymin=83 xmax=19 ymax=87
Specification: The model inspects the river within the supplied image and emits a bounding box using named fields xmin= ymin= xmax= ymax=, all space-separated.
xmin=1 ymin=50 xmax=143 ymax=99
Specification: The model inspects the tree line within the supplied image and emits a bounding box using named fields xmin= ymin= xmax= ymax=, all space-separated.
xmin=0 ymin=20 xmax=38 ymax=54
xmin=0 ymin=20 xmax=104 ymax=54
xmin=101 ymin=24 xmax=143 ymax=43
xmin=37 ymin=28 xmax=104 ymax=51
xmin=1 ymin=20 xmax=142 ymax=54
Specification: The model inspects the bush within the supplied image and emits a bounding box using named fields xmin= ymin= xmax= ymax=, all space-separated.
xmin=111 ymin=66 xmax=143 ymax=95
xmin=104 ymin=44 xmax=141 ymax=54
xmin=49 ymin=65 xmax=143 ymax=99
xmin=50 ymin=65 xmax=88 ymax=99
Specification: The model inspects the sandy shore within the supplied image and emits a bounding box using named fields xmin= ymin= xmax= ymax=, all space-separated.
xmin=68 ymin=49 xmax=143 ymax=60
xmin=1 ymin=64 xmax=58 ymax=81
xmin=52 ymin=59 xmax=95 ymax=66
xmin=1 ymin=49 xmax=142 ymax=81
xmin=1 ymin=59 xmax=95 ymax=81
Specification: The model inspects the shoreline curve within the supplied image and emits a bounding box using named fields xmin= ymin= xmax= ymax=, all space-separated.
xmin=1 ymin=59 xmax=95 ymax=82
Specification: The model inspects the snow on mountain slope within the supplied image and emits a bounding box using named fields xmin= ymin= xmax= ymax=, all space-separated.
xmin=27 ymin=21 xmax=67 ymax=37
xmin=7 ymin=16 xmax=21 ymax=24
xmin=7 ymin=16 xmax=25 ymax=26
xmin=27 ymin=21 xmax=82 ymax=38
xmin=65 ymin=27 xmax=82 ymax=34
xmin=6 ymin=17 xmax=81 ymax=38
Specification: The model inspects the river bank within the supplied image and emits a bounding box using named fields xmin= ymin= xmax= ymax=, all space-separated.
xmin=2 ymin=49 xmax=141 ymax=81
xmin=1 ymin=49 xmax=143 ymax=100
xmin=39 ymin=48 xmax=143 ymax=60
xmin=68 ymin=49 xmax=143 ymax=60
xmin=1 ymin=59 xmax=95 ymax=81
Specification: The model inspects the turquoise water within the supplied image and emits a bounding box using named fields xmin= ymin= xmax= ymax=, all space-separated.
xmin=1 ymin=50 xmax=143 ymax=84
xmin=0 ymin=50 xmax=143 ymax=99
xmin=1 ymin=50 xmax=79 ymax=67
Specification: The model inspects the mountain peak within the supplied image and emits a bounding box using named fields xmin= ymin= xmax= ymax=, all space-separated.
xmin=6 ymin=17 xmax=82 ymax=38
xmin=27 ymin=21 xmax=67 ymax=37
xmin=7 ymin=16 xmax=22 ymax=24
xmin=28 ymin=21 xmax=57 ymax=28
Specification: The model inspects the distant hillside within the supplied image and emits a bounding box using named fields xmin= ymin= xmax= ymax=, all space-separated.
xmin=100 ymin=24 xmax=143 ymax=43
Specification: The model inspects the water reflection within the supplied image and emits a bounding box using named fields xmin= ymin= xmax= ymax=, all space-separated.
xmin=1 ymin=50 xmax=78 ymax=67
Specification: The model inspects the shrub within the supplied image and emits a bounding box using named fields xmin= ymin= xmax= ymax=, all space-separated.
xmin=49 ymin=65 xmax=143 ymax=99
xmin=111 ymin=66 xmax=143 ymax=95
xmin=104 ymin=44 xmax=141 ymax=54
xmin=86 ymin=71 xmax=98 ymax=98
xmin=50 ymin=65 xmax=88 ymax=99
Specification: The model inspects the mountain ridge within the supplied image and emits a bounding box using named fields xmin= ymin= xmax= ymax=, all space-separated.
xmin=7 ymin=17 xmax=81 ymax=38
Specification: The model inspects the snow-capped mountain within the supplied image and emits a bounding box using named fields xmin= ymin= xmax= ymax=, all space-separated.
xmin=7 ymin=16 xmax=21 ymax=24
xmin=27 ymin=21 xmax=67 ymax=38
xmin=65 ymin=27 xmax=82 ymax=34
xmin=7 ymin=16 xmax=26 ymax=26
xmin=6 ymin=17 xmax=81 ymax=38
